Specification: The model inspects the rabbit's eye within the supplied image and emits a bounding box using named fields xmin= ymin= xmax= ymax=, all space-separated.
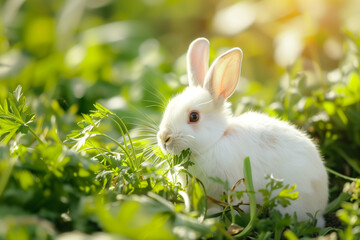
xmin=189 ymin=111 xmax=200 ymax=123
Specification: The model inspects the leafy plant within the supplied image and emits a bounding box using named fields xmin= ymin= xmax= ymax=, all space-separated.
xmin=0 ymin=87 xmax=217 ymax=239
xmin=0 ymin=85 xmax=39 ymax=144
xmin=337 ymin=180 xmax=360 ymax=240
xmin=1 ymin=0 xmax=360 ymax=239
xmin=1 ymin=84 xmax=360 ymax=239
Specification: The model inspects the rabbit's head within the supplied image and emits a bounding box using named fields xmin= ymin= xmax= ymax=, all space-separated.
xmin=157 ymin=38 xmax=243 ymax=155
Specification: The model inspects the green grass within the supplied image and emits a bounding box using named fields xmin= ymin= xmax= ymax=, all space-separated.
xmin=0 ymin=81 xmax=359 ymax=239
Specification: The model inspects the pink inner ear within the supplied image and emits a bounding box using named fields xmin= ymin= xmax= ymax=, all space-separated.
xmin=211 ymin=52 xmax=242 ymax=100
xmin=188 ymin=38 xmax=209 ymax=87
xmin=191 ymin=45 xmax=208 ymax=86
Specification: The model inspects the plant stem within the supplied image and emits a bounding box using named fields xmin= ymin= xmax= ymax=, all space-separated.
xmin=228 ymin=193 xmax=236 ymax=223
xmin=234 ymin=157 xmax=257 ymax=238
xmin=28 ymin=127 xmax=45 ymax=145
xmin=107 ymin=114 xmax=138 ymax=169
xmin=112 ymin=114 xmax=136 ymax=155
xmin=215 ymin=222 xmax=235 ymax=240
xmin=102 ymin=134 xmax=135 ymax=171
xmin=326 ymin=167 xmax=358 ymax=182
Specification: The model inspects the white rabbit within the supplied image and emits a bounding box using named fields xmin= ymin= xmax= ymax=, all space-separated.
xmin=157 ymin=38 xmax=328 ymax=227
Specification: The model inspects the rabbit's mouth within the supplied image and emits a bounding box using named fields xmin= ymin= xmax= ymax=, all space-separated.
xmin=157 ymin=131 xmax=187 ymax=156
xmin=160 ymin=139 xmax=183 ymax=156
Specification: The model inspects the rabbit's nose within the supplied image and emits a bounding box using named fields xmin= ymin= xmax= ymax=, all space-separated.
xmin=159 ymin=130 xmax=172 ymax=144
xmin=164 ymin=135 xmax=171 ymax=143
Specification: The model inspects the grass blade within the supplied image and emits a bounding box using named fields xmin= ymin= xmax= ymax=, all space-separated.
xmin=234 ymin=156 xmax=257 ymax=238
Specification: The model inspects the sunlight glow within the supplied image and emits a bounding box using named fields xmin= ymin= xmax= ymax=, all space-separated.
xmin=274 ymin=29 xmax=304 ymax=67
xmin=65 ymin=45 xmax=86 ymax=68
xmin=212 ymin=2 xmax=256 ymax=36
xmin=0 ymin=50 xmax=25 ymax=78
xmin=101 ymin=96 xmax=127 ymax=110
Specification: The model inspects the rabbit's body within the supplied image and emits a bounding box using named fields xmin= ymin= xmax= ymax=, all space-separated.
xmin=186 ymin=110 xmax=327 ymax=227
xmin=158 ymin=38 xmax=328 ymax=227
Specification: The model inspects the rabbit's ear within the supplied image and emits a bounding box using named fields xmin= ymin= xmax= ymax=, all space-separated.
xmin=204 ymin=48 xmax=243 ymax=101
xmin=187 ymin=38 xmax=210 ymax=87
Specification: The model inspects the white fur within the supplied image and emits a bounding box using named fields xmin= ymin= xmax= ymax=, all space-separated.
xmin=157 ymin=38 xmax=328 ymax=227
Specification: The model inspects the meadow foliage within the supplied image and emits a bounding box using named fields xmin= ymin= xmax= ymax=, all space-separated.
xmin=0 ymin=0 xmax=360 ymax=239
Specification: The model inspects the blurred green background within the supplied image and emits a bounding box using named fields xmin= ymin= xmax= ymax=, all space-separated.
xmin=1 ymin=0 xmax=359 ymax=120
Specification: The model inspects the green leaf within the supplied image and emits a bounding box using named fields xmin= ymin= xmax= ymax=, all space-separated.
xmin=82 ymin=113 xmax=96 ymax=126
xmin=0 ymin=85 xmax=42 ymax=145
xmin=14 ymin=170 xmax=34 ymax=190
xmin=18 ymin=124 xmax=29 ymax=134
xmin=25 ymin=113 xmax=35 ymax=123
xmin=187 ymin=178 xmax=207 ymax=220
xmin=0 ymin=118 xmax=21 ymax=135
xmin=8 ymin=95 xmax=22 ymax=120
xmin=234 ymin=156 xmax=257 ymax=238
xmin=284 ymin=230 xmax=299 ymax=240
xmin=13 ymin=85 xmax=23 ymax=103
xmin=1 ymin=128 xmax=18 ymax=144
xmin=93 ymin=102 xmax=114 ymax=115
xmin=324 ymin=192 xmax=351 ymax=214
